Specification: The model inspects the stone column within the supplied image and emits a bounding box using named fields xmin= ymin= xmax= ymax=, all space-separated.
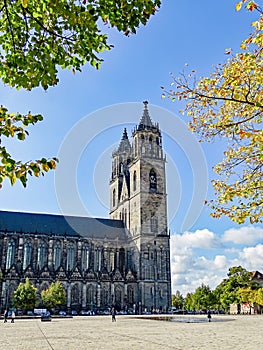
xmin=77 ymin=241 xmax=82 ymax=267
xmin=82 ymin=283 xmax=86 ymax=309
xmin=97 ymin=283 xmax=101 ymax=308
xmin=48 ymin=240 xmax=53 ymax=269
xmin=67 ymin=283 xmax=71 ymax=309
xmin=111 ymin=283 xmax=115 ymax=305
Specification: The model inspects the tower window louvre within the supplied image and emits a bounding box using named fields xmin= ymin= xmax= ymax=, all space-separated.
xmin=149 ymin=169 xmax=157 ymax=191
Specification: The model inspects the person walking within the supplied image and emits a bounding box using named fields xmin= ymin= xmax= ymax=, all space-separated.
xmin=207 ymin=310 xmax=212 ymax=322
xmin=111 ymin=308 xmax=116 ymax=322
xmin=3 ymin=309 xmax=8 ymax=323
xmin=11 ymin=310 xmax=15 ymax=323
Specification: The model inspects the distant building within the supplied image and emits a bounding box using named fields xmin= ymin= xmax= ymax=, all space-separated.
xmin=0 ymin=102 xmax=171 ymax=313
xmin=251 ymin=270 xmax=263 ymax=287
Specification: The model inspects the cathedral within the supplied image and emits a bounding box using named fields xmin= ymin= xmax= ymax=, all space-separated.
xmin=0 ymin=102 xmax=171 ymax=313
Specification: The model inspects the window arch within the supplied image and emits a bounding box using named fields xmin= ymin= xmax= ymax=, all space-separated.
xmin=120 ymin=162 xmax=124 ymax=174
xmin=71 ymin=283 xmax=80 ymax=305
xmin=67 ymin=242 xmax=75 ymax=271
xmin=101 ymin=288 xmax=109 ymax=307
xmin=81 ymin=243 xmax=89 ymax=271
xmin=23 ymin=240 xmax=32 ymax=270
xmin=149 ymin=169 xmax=157 ymax=191
xmin=54 ymin=241 xmax=61 ymax=270
xmin=6 ymin=239 xmax=15 ymax=270
xmin=127 ymin=286 xmax=134 ymax=305
xmin=87 ymin=286 xmax=95 ymax=307
xmin=112 ymin=188 xmax=116 ymax=207
xmin=133 ymin=171 xmax=137 ymax=191
xmin=37 ymin=241 xmax=46 ymax=270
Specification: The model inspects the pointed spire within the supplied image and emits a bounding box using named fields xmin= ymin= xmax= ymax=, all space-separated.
xmin=138 ymin=101 xmax=153 ymax=130
xmin=117 ymin=128 xmax=131 ymax=153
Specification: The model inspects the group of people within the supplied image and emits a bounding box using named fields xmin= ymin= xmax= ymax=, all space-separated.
xmin=3 ymin=310 xmax=15 ymax=323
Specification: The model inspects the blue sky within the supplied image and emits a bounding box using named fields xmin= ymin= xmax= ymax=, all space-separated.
xmin=1 ymin=0 xmax=262 ymax=295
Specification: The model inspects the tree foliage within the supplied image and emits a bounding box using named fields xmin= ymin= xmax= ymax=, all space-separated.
xmin=162 ymin=1 xmax=263 ymax=224
xmin=184 ymin=292 xmax=194 ymax=311
xmin=0 ymin=0 xmax=161 ymax=188
xmin=41 ymin=281 xmax=66 ymax=309
xmin=214 ymin=266 xmax=258 ymax=311
xmin=185 ymin=284 xmax=216 ymax=311
xmin=0 ymin=107 xmax=58 ymax=188
xmin=254 ymin=287 xmax=263 ymax=306
xmin=13 ymin=277 xmax=37 ymax=310
xmin=0 ymin=0 xmax=161 ymax=90
xmin=179 ymin=266 xmax=262 ymax=313
xmin=172 ymin=290 xmax=184 ymax=309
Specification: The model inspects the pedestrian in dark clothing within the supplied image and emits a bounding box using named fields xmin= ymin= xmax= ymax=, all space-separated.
xmin=111 ymin=308 xmax=116 ymax=322
xmin=4 ymin=309 xmax=8 ymax=323
xmin=11 ymin=311 xmax=15 ymax=323
xmin=207 ymin=310 xmax=212 ymax=322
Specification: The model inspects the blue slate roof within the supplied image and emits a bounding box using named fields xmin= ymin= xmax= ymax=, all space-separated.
xmin=0 ymin=210 xmax=128 ymax=241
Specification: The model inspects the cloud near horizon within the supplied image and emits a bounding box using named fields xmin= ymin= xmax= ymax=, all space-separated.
xmin=170 ymin=226 xmax=263 ymax=296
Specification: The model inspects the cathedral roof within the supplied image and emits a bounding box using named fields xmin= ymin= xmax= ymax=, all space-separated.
xmin=117 ymin=128 xmax=131 ymax=153
xmin=0 ymin=210 xmax=129 ymax=241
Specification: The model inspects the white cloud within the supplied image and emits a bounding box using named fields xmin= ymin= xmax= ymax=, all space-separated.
xmin=170 ymin=227 xmax=263 ymax=296
xmin=214 ymin=255 xmax=228 ymax=269
xmin=239 ymin=244 xmax=263 ymax=269
xmin=171 ymin=228 xmax=221 ymax=249
xmin=222 ymin=226 xmax=263 ymax=245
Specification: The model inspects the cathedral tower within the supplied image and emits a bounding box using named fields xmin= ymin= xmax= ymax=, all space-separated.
xmin=110 ymin=101 xmax=171 ymax=311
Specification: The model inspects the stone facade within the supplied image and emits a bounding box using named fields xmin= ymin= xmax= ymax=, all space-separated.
xmin=0 ymin=102 xmax=171 ymax=313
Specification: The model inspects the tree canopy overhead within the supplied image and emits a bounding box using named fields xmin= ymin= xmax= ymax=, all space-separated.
xmin=0 ymin=0 xmax=161 ymax=188
xmin=0 ymin=0 xmax=161 ymax=90
xmin=162 ymin=1 xmax=263 ymax=224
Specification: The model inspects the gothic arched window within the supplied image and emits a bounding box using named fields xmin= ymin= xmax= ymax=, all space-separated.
xmin=71 ymin=283 xmax=80 ymax=305
xmin=110 ymin=250 xmax=115 ymax=271
xmin=127 ymin=286 xmax=134 ymax=305
xmin=23 ymin=241 xmax=32 ymax=270
xmin=101 ymin=288 xmax=109 ymax=307
xmin=81 ymin=243 xmax=89 ymax=271
xmin=37 ymin=241 xmax=46 ymax=270
xmin=36 ymin=241 xmax=46 ymax=270
xmin=120 ymin=162 xmax=124 ymax=174
xmin=112 ymin=188 xmax=116 ymax=207
xmin=87 ymin=286 xmax=95 ymax=307
xmin=124 ymin=208 xmax=127 ymax=225
xmin=149 ymin=169 xmax=157 ymax=191
xmin=6 ymin=239 xmax=15 ymax=270
xmin=54 ymin=241 xmax=61 ymax=270
xmin=133 ymin=171 xmax=137 ymax=192
xmin=67 ymin=242 xmax=75 ymax=271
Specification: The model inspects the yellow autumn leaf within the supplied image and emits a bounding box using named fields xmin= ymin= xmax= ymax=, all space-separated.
xmin=235 ymin=1 xmax=243 ymax=11
xmin=22 ymin=0 xmax=28 ymax=8
xmin=42 ymin=163 xmax=49 ymax=172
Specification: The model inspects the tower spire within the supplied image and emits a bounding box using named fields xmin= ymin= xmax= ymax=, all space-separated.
xmin=138 ymin=101 xmax=153 ymax=130
xmin=117 ymin=128 xmax=131 ymax=153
